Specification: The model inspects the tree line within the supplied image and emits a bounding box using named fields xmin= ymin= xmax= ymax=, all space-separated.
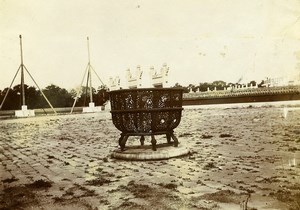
xmin=0 ymin=80 xmax=265 ymax=110
xmin=0 ymin=84 xmax=109 ymax=110
xmin=175 ymin=80 xmax=265 ymax=92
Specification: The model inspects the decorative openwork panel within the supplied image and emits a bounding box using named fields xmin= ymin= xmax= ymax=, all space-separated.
xmin=109 ymin=88 xmax=184 ymax=134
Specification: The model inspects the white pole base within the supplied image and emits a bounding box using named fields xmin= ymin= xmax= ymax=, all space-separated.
xmin=82 ymin=102 xmax=103 ymax=113
xmin=15 ymin=105 xmax=35 ymax=117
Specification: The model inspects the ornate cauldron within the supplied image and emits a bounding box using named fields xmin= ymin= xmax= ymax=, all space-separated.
xmin=109 ymin=88 xmax=184 ymax=151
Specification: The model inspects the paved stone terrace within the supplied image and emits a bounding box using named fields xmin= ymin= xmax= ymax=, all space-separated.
xmin=0 ymin=108 xmax=300 ymax=210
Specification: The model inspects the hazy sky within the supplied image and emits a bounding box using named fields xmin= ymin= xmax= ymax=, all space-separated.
xmin=1 ymin=0 xmax=300 ymax=90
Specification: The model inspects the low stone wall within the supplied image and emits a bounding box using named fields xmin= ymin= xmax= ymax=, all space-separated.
xmin=0 ymin=107 xmax=83 ymax=119
xmin=184 ymin=86 xmax=300 ymax=99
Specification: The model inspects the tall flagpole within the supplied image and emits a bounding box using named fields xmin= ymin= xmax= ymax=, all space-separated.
xmin=70 ymin=36 xmax=106 ymax=114
xmin=87 ymin=36 xmax=93 ymax=103
xmin=20 ymin=35 xmax=26 ymax=106
xmin=0 ymin=35 xmax=57 ymax=115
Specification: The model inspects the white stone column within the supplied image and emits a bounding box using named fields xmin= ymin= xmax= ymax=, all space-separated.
xmin=126 ymin=66 xmax=143 ymax=89
xmin=109 ymin=76 xmax=121 ymax=91
xmin=150 ymin=63 xmax=169 ymax=88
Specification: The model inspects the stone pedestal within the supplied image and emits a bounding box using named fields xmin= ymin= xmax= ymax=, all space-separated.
xmin=111 ymin=143 xmax=189 ymax=160
xmin=15 ymin=105 xmax=35 ymax=117
xmin=82 ymin=102 xmax=102 ymax=113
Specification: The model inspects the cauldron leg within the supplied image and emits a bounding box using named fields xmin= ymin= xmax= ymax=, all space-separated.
xmin=118 ymin=134 xmax=124 ymax=146
xmin=140 ymin=135 xmax=145 ymax=146
xmin=120 ymin=135 xmax=129 ymax=151
xmin=166 ymin=133 xmax=172 ymax=144
xmin=171 ymin=132 xmax=179 ymax=147
xmin=151 ymin=135 xmax=157 ymax=151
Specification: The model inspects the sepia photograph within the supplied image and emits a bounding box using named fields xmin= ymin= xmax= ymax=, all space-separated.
xmin=0 ymin=0 xmax=300 ymax=209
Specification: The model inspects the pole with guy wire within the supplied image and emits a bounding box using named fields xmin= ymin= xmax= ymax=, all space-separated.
xmin=70 ymin=36 xmax=105 ymax=114
xmin=0 ymin=35 xmax=57 ymax=115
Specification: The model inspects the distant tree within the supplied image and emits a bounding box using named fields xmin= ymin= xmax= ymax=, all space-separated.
xmin=208 ymin=83 xmax=215 ymax=91
xmin=212 ymin=80 xmax=226 ymax=90
xmin=69 ymin=85 xmax=109 ymax=107
xmin=187 ymin=84 xmax=196 ymax=92
xmin=258 ymin=80 xmax=266 ymax=88
xmin=194 ymin=84 xmax=201 ymax=92
xmin=248 ymin=80 xmax=257 ymax=87
xmin=69 ymin=88 xmax=79 ymax=99
xmin=227 ymin=82 xmax=234 ymax=87
xmin=172 ymin=83 xmax=189 ymax=92
xmin=75 ymin=86 xmax=97 ymax=107
xmin=41 ymin=84 xmax=73 ymax=108
xmin=26 ymin=86 xmax=42 ymax=108
xmin=12 ymin=84 xmax=42 ymax=109
xmin=173 ymin=82 xmax=183 ymax=88
xmin=0 ymin=84 xmax=43 ymax=110
xmin=199 ymin=82 xmax=209 ymax=92
xmin=12 ymin=84 xmax=26 ymax=109
xmin=0 ymin=87 xmax=19 ymax=110
xmin=95 ymin=85 xmax=109 ymax=106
